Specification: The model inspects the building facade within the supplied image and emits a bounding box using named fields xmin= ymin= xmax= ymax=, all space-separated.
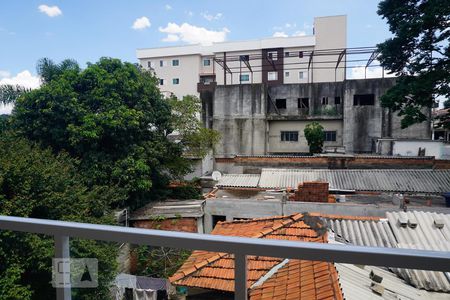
xmin=136 ymin=15 xmax=347 ymax=99
xmin=136 ymin=15 xmax=431 ymax=156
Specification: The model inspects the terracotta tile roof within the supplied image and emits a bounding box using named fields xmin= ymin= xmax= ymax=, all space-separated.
xmin=170 ymin=213 xmax=343 ymax=299
xmin=250 ymin=260 xmax=343 ymax=300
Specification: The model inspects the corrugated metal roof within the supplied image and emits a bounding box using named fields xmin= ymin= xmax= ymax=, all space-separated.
xmin=217 ymin=174 xmax=260 ymax=188
xmin=258 ymin=169 xmax=450 ymax=193
xmin=386 ymin=211 xmax=450 ymax=292
xmin=325 ymin=211 xmax=450 ymax=292
xmin=336 ymin=263 xmax=450 ymax=300
xmin=130 ymin=200 xmax=205 ymax=220
xmin=236 ymin=154 xmax=435 ymax=160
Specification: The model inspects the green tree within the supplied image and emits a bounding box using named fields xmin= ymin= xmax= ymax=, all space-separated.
xmin=304 ymin=122 xmax=324 ymax=154
xmin=168 ymin=95 xmax=220 ymax=158
xmin=0 ymin=133 xmax=122 ymax=300
xmin=11 ymin=58 xmax=192 ymax=209
xmin=377 ymin=0 xmax=450 ymax=128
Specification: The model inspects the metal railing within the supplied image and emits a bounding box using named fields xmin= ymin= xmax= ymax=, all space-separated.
xmin=1 ymin=215 xmax=449 ymax=300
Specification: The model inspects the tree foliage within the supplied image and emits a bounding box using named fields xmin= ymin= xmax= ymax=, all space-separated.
xmin=168 ymin=95 xmax=220 ymax=158
xmin=377 ymin=0 xmax=450 ymax=128
xmin=304 ymin=122 xmax=324 ymax=154
xmin=0 ymin=133 xmax=121 ymax=300
xmin=135 ymin=245 xmax=191 ymax=279
xmin=12 ymin=57 xmax=192 ymax=209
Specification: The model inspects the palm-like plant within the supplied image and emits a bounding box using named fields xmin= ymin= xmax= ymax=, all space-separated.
xmin=0 ymin=58 xmax=80 ymax=105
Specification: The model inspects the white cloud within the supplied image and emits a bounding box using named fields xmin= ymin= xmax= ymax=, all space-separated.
xmin=132 ymin=17 xmax=151 ymax=30
xmin=159 ymin=22 xmax=229 ymax=45
xmin=0 ymin=70 xmax=11 ymax=79
xmin=349 ymin=65 xmax=396 ymax=79
xmin=293 ymin=31 xmax=306 ymax=36
xmin=162 ymin=34 xmax=180 ymax=42
xmin=0 ymin=70 xmax=41 ymax=114
xmin=273 ymin=31 xmax=288 ymax=38
xmin=201 ymin=12 xmax=223 ymax=21
xmin=165 ymin=4 xmax=172 ymax=10
xmin=38 ymin=4 xmax=62 ymax=17
xmin=0 ymin=70 xmax=41 ymax=89
xmin=186 ymin=11 xmax=194 ymax=17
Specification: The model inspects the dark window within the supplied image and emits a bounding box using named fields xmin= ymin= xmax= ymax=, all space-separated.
xmin=172 ymin=78 xmax=180 ymax=84
xmin=147 ymin=61 xmax=152 ymax=68
xmin=212 ymin=215 xmax=226 ymax=228
xmin=203 ymin=59 xmax=211 ymax=66
xmin=322 ymin=97 xmax=329 ymax=105
xmin=172 ymin=59 xmax=179 ymax=66
xmin=159 ymin=79 xmax=164 ymax=85
xmin=159 ymin=60 xmax=164 ymax=67
xmin=354 ymin=94 xmax=375 ymax=106
xmin=334 ymin=96 xmax=341 ymax=105
xmin=284 ymin=52 xmax=290 ymax=57
xmin=240 ymin=55 xmax=249 ymax=61
xmin=276 ymin=99 xmax=286 ymax=109
xmin=324 ymin=131 xmax=337 ymax=142
xmin=281 ymin=131 xmax=299 ymax=142
xmin=298 ymin=97 xmax=309 ymax=108
xmin=299 ymin=51 xmax=304 ymax=58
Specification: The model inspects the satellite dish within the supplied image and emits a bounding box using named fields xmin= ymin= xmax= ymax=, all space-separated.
xmin=212 ymin=171 xmax=222 ymax=181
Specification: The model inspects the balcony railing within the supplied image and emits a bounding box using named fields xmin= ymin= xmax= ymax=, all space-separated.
xmin=1 ymin=215 xmax=449 ymax=300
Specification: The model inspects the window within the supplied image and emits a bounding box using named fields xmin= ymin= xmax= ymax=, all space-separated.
xmin=159 ymin=79 xmax=164 ymax=85
xmin=267 ymin=51 xmax=278 ymax=60
xmin=212 ymin=215 xmax=226 ymax=228
xmin=159 ymin=60 xmax=164 ymax=67
xmin=322 ymin=97 xmax=329 ymax=105
xmin=298 ymin=97 xmax=309 ymax=108
xmin=172 ymin=59 xmax=179 ymax=66
xmin=172 ymin=78 xmax=180 ymax=85
xmin=335 ymin=96 xmax=341 ymax=105
xmin=268 ymin=71 xmax=278 ymax=81
xmin=281 ymin=131 xmax=299 ymax=142
xmin=276 ymin=98 xmax=286 ymax=109
xmin=240 ymin=55 xmax=249 ymax=62
xmin=285 ymin=71 xmax=290 ymax=77
xmin=284 ymin=51 xmax=290 ymax=57
xmin=299 ymin=71 xmax=307 ymax=79
xmin=299 ymin=51 xmax=304 ymax=58
xmin=324 ymin=131 xmax=337 ymax=142
xmin=240 ymin=74 xmax=250 ymax=82
xmin=203 ymin=59 xmax=211 ymax=66
xmin=147 ymin=61 xmax=152 ymax=68
xmin=353 ymin=94 xmax=375 ymax=106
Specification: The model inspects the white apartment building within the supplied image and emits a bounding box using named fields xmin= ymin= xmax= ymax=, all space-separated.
xmin=136 ymin=15 xmax=347 ymax=98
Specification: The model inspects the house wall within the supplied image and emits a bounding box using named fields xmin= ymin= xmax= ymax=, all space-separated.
xmin=393 ymin=140 xmax=450 ymax=159
xmin=268 ymin=120 xmax=343 ymax=153
xmin=213 ymin=84 xmax=267 ymax=157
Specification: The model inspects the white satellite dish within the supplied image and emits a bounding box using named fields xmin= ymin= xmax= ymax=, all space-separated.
xmin=212 ymin=171 xmax=222 ymax=181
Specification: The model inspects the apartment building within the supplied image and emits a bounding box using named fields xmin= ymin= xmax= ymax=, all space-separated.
xmin=136 ymin=15 xmax=430 ymax=156
xmin=136 ymin=15 xmax=347 ymax=98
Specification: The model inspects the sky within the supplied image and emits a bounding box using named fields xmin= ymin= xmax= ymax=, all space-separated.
xmin=0 ymin=0 xmax=393 ymax=112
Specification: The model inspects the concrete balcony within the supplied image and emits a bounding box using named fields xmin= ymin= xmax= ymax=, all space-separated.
xmin=0 ymin=215 xmax=449 ymax=300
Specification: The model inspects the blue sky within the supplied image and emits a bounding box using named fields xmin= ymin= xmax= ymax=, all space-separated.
xmin=0 ymin=0 xmax=391 ymax=77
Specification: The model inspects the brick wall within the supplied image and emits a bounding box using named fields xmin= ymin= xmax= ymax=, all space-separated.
xmin=132 ymin=217 xmax=198 ymax=233
xmin=216 ymin=155 xmax=449 ymax=171
xmin=291 ymin=182 xmax=330 ymax=203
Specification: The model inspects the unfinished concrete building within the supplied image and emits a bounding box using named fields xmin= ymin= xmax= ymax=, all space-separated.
xmin=210 ymin=78 xmax=430 ymax=156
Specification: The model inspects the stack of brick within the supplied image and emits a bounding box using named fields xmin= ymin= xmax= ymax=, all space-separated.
xmin=292 ymin=181 xmax=329 ymax=202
